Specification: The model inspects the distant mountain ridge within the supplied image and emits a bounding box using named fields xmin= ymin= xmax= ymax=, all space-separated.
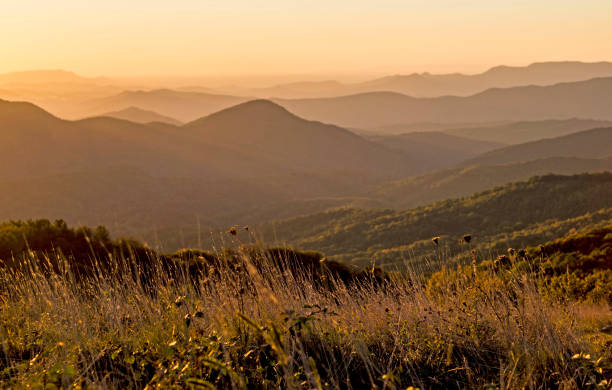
xmin=0 ymin=70 xmax=110 ymax=86
xmin=275 ymin=77 xmax=612 ymax=128
xmin=262 ymin=173 xmax=612 ymax=267
xmin=374 ymin=156 xmax=612 ymax=210
xmin=444 ymin=118 xmax=612 ymax=144
xmin=355 ymin=61 xmax=612 ymax=97
xmin=4 ymin=61 xmax=612 ymax=121
xmin=460 ymin=126 xmax=612 ymax=167
xmin=74 ymin=89 xmax=250 ymax=122
xmin=365 ymin=132 xmax=504 ymax=170
xmin=0 ymin=98 xmax=421 ymax=180
xmin=0 ymin=98 xmax=422 ymax=240
xmin=182 ymin=100 xmax=421 ymax=176
xmin=101 ymin=106 xmax=182 ymax=126
xmin=228 ymin=61 xmax=612 ymax=99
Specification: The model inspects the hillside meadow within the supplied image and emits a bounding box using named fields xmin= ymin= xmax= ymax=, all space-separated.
xmin=0 ymin=218 xmax=611 ymax=389
xmin=261 ymin=173 xmax=612 ymax=268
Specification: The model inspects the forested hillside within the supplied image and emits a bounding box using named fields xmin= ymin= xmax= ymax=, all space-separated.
xmin=262 ymin=173 xmax=612 ymax=267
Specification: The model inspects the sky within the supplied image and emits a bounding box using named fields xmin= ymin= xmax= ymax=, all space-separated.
xmin=1 ymin=0 xmax=612 ymax=79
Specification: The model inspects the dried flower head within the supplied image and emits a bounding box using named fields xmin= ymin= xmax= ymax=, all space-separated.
xmin=497 ymin=254 xmax=509 ymax=265
xmin=463 ymin=234 xmax=472 ymax=243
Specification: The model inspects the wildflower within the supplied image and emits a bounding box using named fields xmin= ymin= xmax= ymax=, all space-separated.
xmin=432 ymin=236 xmax=440 ymax=245
xmin=497 ymin=254 xmax=509 ymax=265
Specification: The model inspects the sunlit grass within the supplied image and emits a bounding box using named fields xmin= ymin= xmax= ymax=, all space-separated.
xmin=0 ymin=243 xmax=610 ymax=389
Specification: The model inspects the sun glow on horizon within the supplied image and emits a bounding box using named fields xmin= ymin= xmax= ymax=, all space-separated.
xmin=1 ymin=0 xmax=612 ymax=78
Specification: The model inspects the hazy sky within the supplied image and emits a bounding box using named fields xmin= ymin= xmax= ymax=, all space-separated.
xmin=2 ymin=0 xmax=612 ymax=78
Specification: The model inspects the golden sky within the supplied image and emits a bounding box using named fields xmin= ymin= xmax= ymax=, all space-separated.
xmin=2 ymin=0 xmax=612 ymax=78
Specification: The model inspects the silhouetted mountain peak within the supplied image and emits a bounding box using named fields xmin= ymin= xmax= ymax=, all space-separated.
xmin=186 ymin=99 xmax=297 ymax=127
xmin=100 ymin=106 xmax=183 ymax=126
xmin=0 ymin=99 xmax=61 ymax=124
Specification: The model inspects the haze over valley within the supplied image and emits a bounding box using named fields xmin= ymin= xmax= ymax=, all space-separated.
xmin=2 ymin=1 xmax=612 ymax=388
xmin=2 ymin=63 xmax=612 ymax=250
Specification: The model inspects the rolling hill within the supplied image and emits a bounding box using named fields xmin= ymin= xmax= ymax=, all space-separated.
xmin=445 ymin=118 xmax=612 ymax=144
xmin=222 ymin=61 xmax=612 ymax=99
xmin=2 ymin=98 xmax=419 ymax=181
xmin=365 ymin=132 xmax=504 ymax=170
xmin=100 ymin=106 xmax=182 ymax=125
xmin=73 ymin=89 xmax=250 ymax=122
xmin=374 ymin=156 xmax=612 ymax=210
xmin=460 ymin=126 xmax=612 ymax=167
xmin=355 ymin=61 xmax=612 ymax=97
xmin=0 ymin=98 xmax=424 ymax=242
xmin=275 ymin=77 xmax=612 ymax=128
xmin=183 ymin=100 xmax=420 ymax=177
xmin=260 ymin=173 xmax=612 ymax=267
xmin=0 ymin=99 xmax=271 ymax=181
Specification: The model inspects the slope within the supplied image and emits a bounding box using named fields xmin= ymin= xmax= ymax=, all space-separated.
xmin=374 ymin=157 xmax=612 ymax=209
xmin=101 ymin=106 xmax=182 ymax=126
xmin=357 ymin=61 xmax=612 ymax=97
xmin=183 ymin=100 xmax=421 ymax=177
xmin=261 ymin=173 xmax=612 ymax=267
xmin=461 ymin=127 xmax=612 ymax=167
xmin=75 ymin=89 xmax=250 ymax=122
xmin=445 ymin=118 xmax=612 ymax=144
xmin=275 ymin=77 xmax=612 ymax=128
xmin=365 ymin=132 xmax=504 ymax=170
xmin=224 ymin=61 xmax=612 ymax=99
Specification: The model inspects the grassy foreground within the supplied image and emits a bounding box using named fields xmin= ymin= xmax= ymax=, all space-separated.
xmin=1 ymin=240 xmax=611 ymax=389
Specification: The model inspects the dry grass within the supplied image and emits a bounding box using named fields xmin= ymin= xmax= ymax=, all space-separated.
xmin=0 ymin=245 xmax=610 ymax=389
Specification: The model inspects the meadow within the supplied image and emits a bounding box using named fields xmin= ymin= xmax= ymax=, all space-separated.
xmin=0 ymin=221 xmax=610 ymax=389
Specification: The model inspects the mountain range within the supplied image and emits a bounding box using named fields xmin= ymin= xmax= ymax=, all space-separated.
xmin=275 ymin=77 xmax=612 ymax=128
xmin=444 ymin=118 xmax=612 ymax=144
xmin=37 ymin=74 xmax=612 ymax=130
xmin=3 ymin=61 xmax=612 ymax=126
xmin=100 ymin=106 xmax=182 ymax=126
xmin=72 ymin=89 xmax=250 ymax=122
xmin=365 ymin=132 xmax=503 ymax=170
xmin=0 ymin=98 xmax=424 ymax=181
xmin=216 ymin=61 xmax=612 ymax=98
xmin=374 ymin=156 xmax=612 ymax=210
xmin=0 ymin=98 xmax=417 ymax=241
xmin=3 ymin=61 xmax=612 ymax=252
xmin=460 ymin=126 xmax=612 ymax=167
xmin=261 ymin=173 xmax=612 ymax=267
